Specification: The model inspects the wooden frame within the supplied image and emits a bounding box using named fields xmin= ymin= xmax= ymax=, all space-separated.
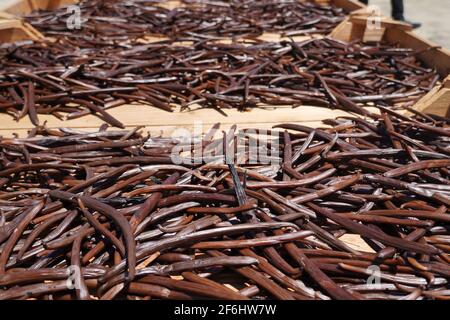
xmin=0 ymin=1 xmax=371 ymax=137
xmin=0 ymin=104 xmax=381 ymax=137
xmin=0 ymin=0 xmax=448 ymax=138
xmin=0 ymin=0 xmax=366 ymax=44
xmin=413 ymin=76 xmax=450 ymax=118
xmin=0 ymin=17 xmax=43 ymax=42
xmin=331 ymin=12 xmax=450 ymax=76
xmin=0 ymin=0 xmax=365 ymax=15
xmin=0 ymin=0 xmax=439 ymax=255
xmin=331 ymin=11 xmax=450 ymax=117
xmin=0 ymin=0 xmax=78 ymax=15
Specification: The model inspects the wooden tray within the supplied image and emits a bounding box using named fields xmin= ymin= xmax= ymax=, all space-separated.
xmin=0 ymin=0 xmax=365 ymax=15
xmin=331 ymin=10 xmax=450 ymax=117
xmin=0 ymin=15 xmax=43 ymax=42
xmin=3 ymin=0 xmax=438 ymax=255
xmin=0 ymin=0 xmax=448 ymax=139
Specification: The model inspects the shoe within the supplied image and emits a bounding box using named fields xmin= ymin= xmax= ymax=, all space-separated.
xmin=394 ymin=18 xmax=422 ymax=29
xmin=404 ymin=20 xmax=422 ymax=29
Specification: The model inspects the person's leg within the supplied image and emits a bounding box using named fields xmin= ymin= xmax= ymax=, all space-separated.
xmin=391 ymin=0 xmax=421 ymax=29
xmin=391 ymin=0 xmax=404 ymax=20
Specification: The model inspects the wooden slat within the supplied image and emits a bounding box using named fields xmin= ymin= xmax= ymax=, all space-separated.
xmin=384 ymin=28 xmax=450 ymax=77
xmin=340 ymin=234 xmax=375 ymax=253
xmin=0 ymin=104 xmax=380 ymax=137
xmin=350 ymin=16 xmax=413 ymax=32
xmin=0 ymin=0 xmax=34 ymax=15
xmin=330 ymin=0 xmax=365 ymax=12
xmin=0 ymin=18 xmax=43 ymax=41
xmin=0 ymin=11 xmax=17 ymax=19
xmin=413 ymin=88 xmax=450 ymax=118
xmin=0 ymin=0 xmax=79 ymax=14
xmin=0 ymin=121 xmax=329 ymax=138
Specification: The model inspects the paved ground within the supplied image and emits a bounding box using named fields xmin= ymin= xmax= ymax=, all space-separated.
xmin=1 ymin=0 xmax=449 ymax=49
xmin=0 ymin=0 xmax=23 ymax=12
xmin=368 ymin=0 xmax=450 ymax=49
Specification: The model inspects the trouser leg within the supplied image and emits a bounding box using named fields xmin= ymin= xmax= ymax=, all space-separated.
xmin=359 ymin=0 xmax=369 ymax=4
xmin=391 ymin=0 xmax=405 ymax=20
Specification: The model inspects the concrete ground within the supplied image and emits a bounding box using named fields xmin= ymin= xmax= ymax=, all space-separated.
xmin=368 ymin=0 xmax=450 ymax=49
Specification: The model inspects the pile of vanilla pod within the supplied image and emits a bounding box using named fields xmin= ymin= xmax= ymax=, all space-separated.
xmin=25 ymin=0 xmax=347 ymax=41
xmin=0 ymin=38 xmax=439 ymax=126
xmin=0 ymin=108 xmax=449 ymax=300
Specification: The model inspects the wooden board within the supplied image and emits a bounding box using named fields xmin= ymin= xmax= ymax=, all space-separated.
xmin=0 ymin=0 xmax=77 ymax=15
xmin=0 ymin=104 xmax=381 ymax=137
xmin=328 ymin=0 xmax=364 ymax=12
xmin=413 ymin=76 xmax=450 ymax=118
xmin=0 ymin=17 xmax=43 ymax=42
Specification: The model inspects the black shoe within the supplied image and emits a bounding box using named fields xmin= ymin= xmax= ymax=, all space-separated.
xmin=394 ymin=18 xmax=422 ymax=29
